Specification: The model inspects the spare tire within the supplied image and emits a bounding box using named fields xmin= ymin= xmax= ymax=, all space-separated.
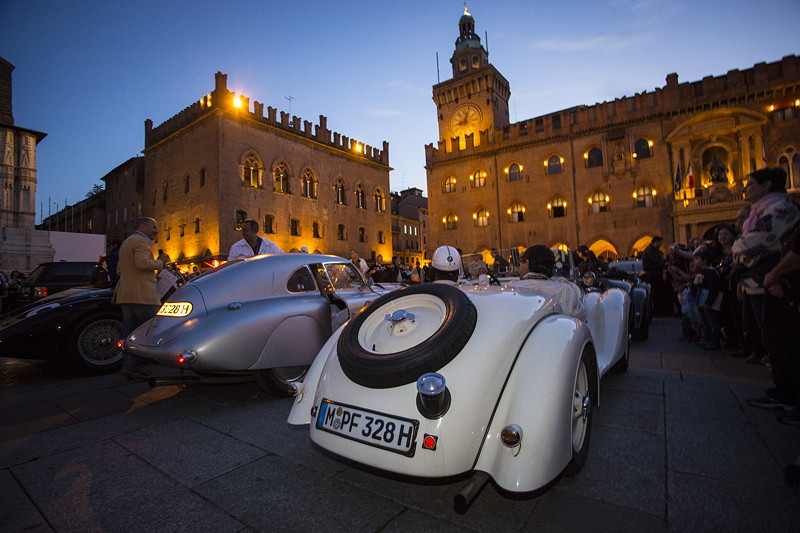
xmin=337 ymin=283 xmax=477 ymax=388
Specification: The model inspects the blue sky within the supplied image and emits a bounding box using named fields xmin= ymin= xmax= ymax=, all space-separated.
xmin=2 ymin=0 xmax=798 ymax=222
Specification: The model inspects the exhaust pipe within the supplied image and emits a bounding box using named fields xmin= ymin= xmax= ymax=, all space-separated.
xmin=453 ymin=471 xmax=490 ymax=514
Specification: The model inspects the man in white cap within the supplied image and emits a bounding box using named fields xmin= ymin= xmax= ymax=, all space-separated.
xmin=430 ymin=245 xmax=462 ymax=285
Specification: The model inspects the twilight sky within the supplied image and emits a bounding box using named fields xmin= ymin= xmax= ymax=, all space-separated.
xmin=1 ymin=0 xmax=798 ymax=223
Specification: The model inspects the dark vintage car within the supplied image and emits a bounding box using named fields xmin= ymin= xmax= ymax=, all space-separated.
xmin=0 ymin=287 xmax=122 ymax=373
xmin=603 ymin=260 xmax=652 ymax=339
xmin=18 ymin=261 xmax=102 ymax=307
xmin=123 ymin=253 xmax=404 ymax=395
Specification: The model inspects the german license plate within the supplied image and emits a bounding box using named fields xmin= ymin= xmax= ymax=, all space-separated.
xmin=157 ymin=302 xmax=193 ymax=317
xmin=316 ymin=399 xmax=419 ymax=456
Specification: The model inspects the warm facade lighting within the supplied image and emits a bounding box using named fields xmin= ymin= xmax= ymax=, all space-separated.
xmin=648 ymin=140 xmax=654 ymax=147
xmin=547 ymin=203 xmax=552 ymax=209
xmin=583 ymin=152 xmax=589 ymax=159
xmin=233 ymin=94 xmax=243 ymax=108
xmin=588 ymin=198 xmax=593 ymax=204
xmin=632 ymin=192 xmax=637 ymax=198
xmin=769 ymin=104 xmax=775 ymax=112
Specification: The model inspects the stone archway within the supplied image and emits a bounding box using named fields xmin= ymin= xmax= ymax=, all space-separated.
xmin=588 ymin=239 xmax=618 ymax=262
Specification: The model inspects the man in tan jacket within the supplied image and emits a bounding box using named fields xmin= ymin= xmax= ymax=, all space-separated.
xmin=113 ymin=217 xmax=164 ymax=379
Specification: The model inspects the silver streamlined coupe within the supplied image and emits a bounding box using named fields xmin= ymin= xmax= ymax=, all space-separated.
xmin=123 ymin=254 xmax=403 ymax=395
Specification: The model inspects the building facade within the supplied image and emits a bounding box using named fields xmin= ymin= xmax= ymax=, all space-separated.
xmin=141 ymin=72 xmax=392 ymax=270
xmin=426 ymin=9 xmax=800 ymax=261
xmin=0 ymin=57 xmax=53 ymax=272
xmin=101 ymin=156 xmax=144 ymax=240
xmin=390 ymin=187 xmax=429 ymax=267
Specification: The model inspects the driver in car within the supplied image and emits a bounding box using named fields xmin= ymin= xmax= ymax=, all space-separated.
xmin=507 ymin=244 xmax=586 ymax=320
xmin=430 ymin=245 xmax=462 ymax=285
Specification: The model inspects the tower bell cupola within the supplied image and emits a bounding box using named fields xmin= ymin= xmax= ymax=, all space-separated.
xmin=450 ymin=6 xmax=488 ymax=78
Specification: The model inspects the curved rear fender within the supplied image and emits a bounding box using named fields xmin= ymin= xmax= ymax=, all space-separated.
xmin=586 ymin=288 xmax=629 ymax=377
xmin=474 ymin=316 xmax=595 ymax=493
xmin=631 ymin=287 xmax=647 ymax=328
xmin=249 ymin=313 xmax=330 ymax=370
xmin=288 ymin=326 xmax=344 ymax=425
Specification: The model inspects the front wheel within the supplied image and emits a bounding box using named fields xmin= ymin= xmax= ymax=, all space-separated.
xmin=564 ymin=352 xmax=593 ymax=476
xmin=70 ymin=313 xmax=123 ymax=374
xmin=254 ymin=366 xmax=309 ymax=397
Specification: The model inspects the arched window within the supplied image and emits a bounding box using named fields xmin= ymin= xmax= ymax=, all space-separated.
xmin=586 ymin=147 xmax=603 ymax=168
xmin=301 ymin=169 xmax=317 ymax=198
xmin=443 ymin=176 xmax=457 ymax=193
xmin=459 ymin=59 xmax=467 ymax=72
xmin=355 ymin=184 xmax=367 ymax=209
xmin=374 ymin=189 xmax=386 ymax=212
xmin=335 ymin=178 xmax=347 ymax=205
xmin=444 ymin=212 xmax=458 ymax=231
xmin=546 ymin=155 xmax=563 ymax=175
xmin=508 ymin=163 xmax=522 ymax=182
xmin=358 ymin=227 xmax=366 ymax=242
xmin=779 ymin=147 xmax=800 ymax=189
xmin=312 ymin=221 xmax=322 ymax=238
xmin=471 ymin=170 xmax=486 ymax=188
xmin=242 ymin=154 xmax=262 ymax=187
xmin=634 ymin=138 xmax=653 ymax=159
xmin=589 ymin=191 xmax=609 ymax=213
xmin=548 ymin=196 xmax=567 ymax=218
xmin=471 ymin=55 xmax=480 ymax=68
xmin=290 ymin=219 xmax=301 ymax=236
xmin=273 ymin=163 xmax=290 ymax=193
xmin=634 ymin=186 xmax=655 ymax=208
xmin=337 ymin=224 xmax=346 ymax=240
xmin=264 ymin=214 xmax=276 ymax=234
xmin=474 ymin=208 xmax=489 ymax=227
xmin=235 ymin=210 xmax=247 ymax=230
xmin=508 ymin=202 xmax=526 ymax=223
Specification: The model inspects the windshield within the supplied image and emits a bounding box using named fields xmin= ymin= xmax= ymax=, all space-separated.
xmin=324 ymin=262 xmax=366 ymax=291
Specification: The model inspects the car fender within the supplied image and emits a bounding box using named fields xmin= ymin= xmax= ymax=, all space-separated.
xmin=474 ymin=316 xmax=595 ymax=492
xmin=584 ymin=288 xmax=629 ymax=377
xmin=288 ymin=326 xmax=344 ymax=425
xmin=249 ymin=313 xmax=330 ymax=370
xmin=630 ymin=286 xmax=647 ymax=329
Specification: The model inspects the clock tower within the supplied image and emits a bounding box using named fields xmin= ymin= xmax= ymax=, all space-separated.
xmin=433 ymin=7 xmax=510 ymax=151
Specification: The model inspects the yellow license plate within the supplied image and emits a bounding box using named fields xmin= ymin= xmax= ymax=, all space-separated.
xmin=157 ymin=302 xmax=193 ymax=317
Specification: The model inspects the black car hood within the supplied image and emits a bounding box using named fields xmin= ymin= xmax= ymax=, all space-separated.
xmin=1 ymin=287 xmax=114 ymax=319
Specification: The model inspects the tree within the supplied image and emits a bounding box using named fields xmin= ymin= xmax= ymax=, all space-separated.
xmin=85 ymin=184 xmax=104 ymax=198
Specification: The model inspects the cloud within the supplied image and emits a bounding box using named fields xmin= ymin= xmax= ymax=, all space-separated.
xmin=531 ymin=33 xmax=648 ymax=52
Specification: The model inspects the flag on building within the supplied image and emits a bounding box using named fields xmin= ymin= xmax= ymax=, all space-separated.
xmin=674 ymin=163 xmax=683 ymax=193
xmin=686 ymin=162 xmax=694 ymax=189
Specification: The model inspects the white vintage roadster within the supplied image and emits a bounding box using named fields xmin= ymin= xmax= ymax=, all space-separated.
xmin=288 ymin=277 xmax=630 ymax=511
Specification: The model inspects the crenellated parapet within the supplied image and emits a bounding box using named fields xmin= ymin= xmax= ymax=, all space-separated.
xmin=426 ymin=55 xmax=800 ymax=164
xmin=145 ymin=71 xmax=389 ymax=166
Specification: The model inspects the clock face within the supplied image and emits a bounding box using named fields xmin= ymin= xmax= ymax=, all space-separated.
xmin=449 ymin=104 xmax=482 ymax=137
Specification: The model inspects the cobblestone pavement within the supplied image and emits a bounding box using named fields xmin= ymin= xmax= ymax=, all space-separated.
xmin=1 ymin=317 xmax=798 ymax=532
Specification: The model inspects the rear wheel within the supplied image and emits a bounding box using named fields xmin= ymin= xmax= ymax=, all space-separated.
xmin=254 ymin=366 xmax=309 ymax=397
xmin=70 ymin=313 xmax=123 ymax=374
xmin=564 ymin=352 xmax=593 ymax=476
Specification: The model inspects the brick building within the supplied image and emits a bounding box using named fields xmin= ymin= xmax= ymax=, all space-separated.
xmin=141 ymin=71 xmax=392 ymax=271
xmin=426 ymin=8 xmax=800 ymax=261
xmin=102 ymin=156 xmax=144 ymax=240
xmin=390 ymin=187 xmax=429 ymax=267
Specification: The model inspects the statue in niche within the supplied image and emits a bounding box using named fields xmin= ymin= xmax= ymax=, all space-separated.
xmin=708 ymin=155 xmax=728 ymax=183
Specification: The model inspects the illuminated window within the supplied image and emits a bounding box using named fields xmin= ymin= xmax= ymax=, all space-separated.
xmin=548 ymin=197 xmax=567 ymax=218
xmin=443 ymin=176 xmax=457 ymax=193
xmin=590 ymin=191 xmax=609 ymax=213
xmin=335 ymin=178 xmax=347 ymax=205
xmin=459 ymin=59 xmax=467 ymax=72
xmin=374 ymin=189 xmax=386 ymax=212
xmin=509 ymin=202 xmax=525 ymax=223
xmin=634 ymin=186 xmax=655 ymax=208
xmin=242 ymin=154 xmax=262 ymax=187
xmin=301 ymin=169 xmax=317 ymax=198
xmin=634 ymin=138 xmax=652 ymax=159
xmin=472 ymin=55 xmax=480 ymax=68
xmin=312 ymin=221 xmax=321 ymax=238
xmin=471 ymin=170 xmax=486 ymax=188
xmin=290 ymin=218 xmax=300 ymax=236
xmin=587 ymin=147 xmax=603 ymax=168
xmin=474 ymin=208 xmax=489 ymax=227
xmin=273 ymin=163 xmax=290 ymax=193
xmin=358 ymin=227 xmax=366 ymax=242
xmin=444 ymin=212 xmax=458 ymax=231
xmin=546 ymin=155 xmax=563 ymax=175
xmin=264 ymin=214 xmax=276 ymax=234
xmin=337 ymin=224 xmax=346 ymax=240
xmin=508 ymin=163 xmax=522 ymax=181
xmin=235 ymin=210 xmax=247 ymax=230
xmin=355 ymin=184 xmax=367 ymax=209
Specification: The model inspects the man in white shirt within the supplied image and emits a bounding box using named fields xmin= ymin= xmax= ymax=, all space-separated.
xmin=349 ymin=249 xmax=368 ymax=275
xmin=228 ymin=219 xmax=283 ymax=261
